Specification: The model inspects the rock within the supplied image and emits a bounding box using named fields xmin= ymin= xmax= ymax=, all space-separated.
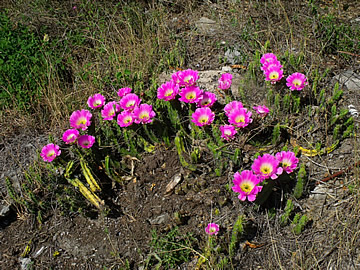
xmin=195 ymin=17 xmax=220 ymax=36
xmin=333 ymin=70 xmax=360 ymax=92
xmin=224 ymin=47 xmax=242 ymax=65
xmin=148 ymin=213 xmax=170 ymax=225
xmin=19 ymin=257 xmax=32 ymax=270
xmin=0 ymin=203 xmax=11 ymax=218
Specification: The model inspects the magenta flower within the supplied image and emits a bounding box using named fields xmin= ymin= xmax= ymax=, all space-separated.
xmin=228 ymin=108 xmax=252 ymax=128
xmin=117 ymin=110 xmax=134 ymax=127
xmin=224 ymin=101 xmax=243 ymax=116
xmin=157 ymin=81 xmax=179 ymax=101
xmin=101 ymin=101 xmax=120 ymax=120
xmin=286 ymin=72 xmax=308 ymax=91
xmin=171 ymin=70 xmax=182 ymax=85
xmin=218 ymin=73 xmax=233 ymax=90
xmin=87 ymin=93 xmax=106 ymax=109
xmin=119 ymin=93 xmax=141 ymax=111
xmin=62 ymin=129 xmax=79 ymax=144
xmin=275 ymin=151 xmax=299 ymax=174
xmin=264 ymin=65 xmax=283 ymax=84
xmin=117 ymin=87 xmax=132 ymax=98
xmin=232 ymin=170 xmax=263 ymax=201
xmin=40 ymin=143 xmax=61 ymax=162
xmin=205 ymin=223 xmax=220 ymax=235
xmin=197 ymin=91 xmax=217 ymax=107
xmin=191 ymin=107 xmax=215 ymax=127
xmin=219 ymin=125 xmax=237 ymax=141
xmin=261 ymin=59 xmax=283 ymax=72
xmin=252 ymin=154 xmax=281 ymax=180
xmin=133 ymin=104 xmax=156 ymax=124
xmin=178 ymin=86 xmax=203 ymax=104
xmin=178 ymin=69 xmax=199 ymax=87
xmin=77 ymin=135 xmax=95 ymax=149
xmin=69 ymin=109 xmax=92 ymax=131
xmin=260 ymin=53 xmax=278 ymax=65
xmin=253 ymin=105 xmax=270 ymax=117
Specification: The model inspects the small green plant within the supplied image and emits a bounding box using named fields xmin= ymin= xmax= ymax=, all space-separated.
xmin=280 ymin=199 xmax=294 ymax=226
xmin=292 ymin=214 xmax=309 ymax=235
xmin=229 ymin=215 xmax=244 ymax=257
xmin=144 ymin=227 xmax=197 ymax=269
xmin=293 ymin=164 xmax=306 ymax=199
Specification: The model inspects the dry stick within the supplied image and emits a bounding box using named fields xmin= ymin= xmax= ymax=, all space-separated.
xmin=337 ymin=50 xmax=360 ymax=58
xmin=316 ymin=161 xmax=360 ymax=185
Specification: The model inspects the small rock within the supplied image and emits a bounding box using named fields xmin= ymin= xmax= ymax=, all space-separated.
xmin=0 ymin=203 xmax=11 ymax=217
xmin=333 ymin=70 xmax=360 ymax=92
xmin=19 ymin=257 xmax=32 ymax=270
xmin=148 ymin=213 xmax=170 ymax=225
xmin=195 ymin=17 xmax=220 ymax=36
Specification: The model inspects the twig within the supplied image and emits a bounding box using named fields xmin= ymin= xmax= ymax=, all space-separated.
xmin=316 ymin=161 xmax=360 ymax=185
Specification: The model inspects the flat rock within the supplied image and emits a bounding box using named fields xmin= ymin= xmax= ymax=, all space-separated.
xmin=333 ymin=70 xmax=360 ymax=92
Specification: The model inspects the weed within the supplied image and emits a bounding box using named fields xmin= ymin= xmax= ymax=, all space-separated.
xmin=144 ymin=227 xmax=197 ymax=269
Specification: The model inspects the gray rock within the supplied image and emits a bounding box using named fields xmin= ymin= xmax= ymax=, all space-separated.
xmin=0 ymin=202 xmax=11 ymax=217
xmin=333 ymin=70 xmax=360 ymax=92
xmin=195 ymin=17 xmax=220 ymax=36
xmin=19 ymin=257 xmax=32 ymax=270
xmin=148 ymin=213 xmax=170 ymax=225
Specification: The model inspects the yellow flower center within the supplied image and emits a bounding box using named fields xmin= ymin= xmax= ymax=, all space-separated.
xmin=77 ymin=118 xmax=87 ymax=126
xmin=270 ymin=72 xmax=279 ymax=79
xmin=293 ymin=79 xmax=301 ymax=86
xmin=260 ymin=165 xmax=272 ymax=174
xmin=47 ymin=151 xmax=55 ymax=157
xmin=165 ymin=90 xmax=173 ymax=97
xmin=235 ymin=116 xmax=245 ymax=123
xmin=140 ymin=113 xmax=149 ymax=119
xmin=186 ymin=93 xmax=195 ymax=100
xmin=184 ymin=76 xmax=192 ymax=83
xmin=198 ymin=116 xmax=208 ymax=123
xmin=126 ymin=101 xmax=134 ymax=108
xmin=240 ymin=182 xmax=253 ymax=193
xmin=124 ymin=117 xmax=132 ymax=123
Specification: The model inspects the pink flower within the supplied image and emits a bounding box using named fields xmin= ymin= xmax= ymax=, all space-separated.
xmin=119 ymin=93 xmax=141 ymax=111
xmin=171 ymin=70 xmax=182 ymax=85
xmin=69 ymin=109 xmax=92 ymax=131
xmin=62 ymin=129 xmax=79 ymax=144
xmin=157 ymin=81 xmax=179 ymax=101
xmin=228 ymin=108 xmax=252 ymax=128
xmin=224 ymin=101 xmax=243 ymax=117
xmin=117 ymin=87 xmax=132 ymax=98
xmin=205 ymin=223 xmax=220 ymax=235
xmin=261 ymin=59 xmax=283 ymax=72
xmin=177 ymin=69 xmax=199 ymax=87
xmin=219 ymin=125 xmax=237 ymax=141
xmin=260 ymin=53 xmax=278 ymax=65
xmin=133 ymin=104 xmax=156 ymax=124
xmin=117 ymin=110 xmax=134 ymax=127
xmin=218 ymin=73 xmax=233 ymax=90
xmin=286 ymin=72 xmax=308 ymax=91
xmin=191 ymin=107 xmax=215 ymax=127
xmin=87 ymin=93 xmax=106 ymax=109
xmin=232 ymin=170 xmax=263 ymax=201
xmin=253 ymin=105 xmax=270 ymax=117
xmin=275 ymin=151 xmax=299 ymax=174
xmin=40 ymin=143 xmax=61 ymax=162
xmin=178 ymin=86 xmax=203 ymax=103
xmin=77 ymin=135 xmax=95 ymax=149
xmin=251 ymin=154 xmax=281 ymax=180
xmin=197 ymin=91 xmax=217 ymax=107
xmin=101 ymin=101 xmax=120 ymax=120
xmin=264 ymin=65 xmax=283 ymax=84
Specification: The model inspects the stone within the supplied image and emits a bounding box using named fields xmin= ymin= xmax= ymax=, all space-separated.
xmin=333 ymin=70 xmax=360 ymax=92
xmin=195 ymin=17 xmax=220 ymax=36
